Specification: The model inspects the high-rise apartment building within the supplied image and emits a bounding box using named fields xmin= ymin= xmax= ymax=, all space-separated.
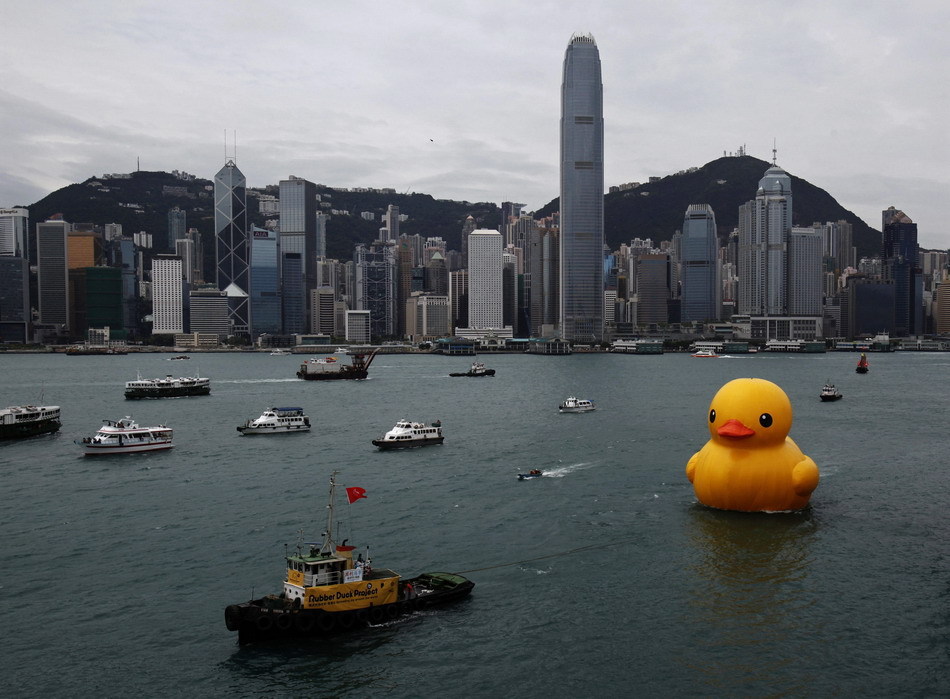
xmin=559 ymin=33 xmax=604 ymax=343
xmin=214 ymin=160 xmax=249 ymax=337
xmin=680 ymin=204 xmax=719 ymax=322
xmin=36 ymin=219 xmax=71 ymax=328
xmin=0 ymin=208 xmax=29 ymax=257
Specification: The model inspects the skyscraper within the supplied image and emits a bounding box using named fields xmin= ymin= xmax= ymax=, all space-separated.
xmin=36 ymin=219 xmax=70 ymax=328
xmin=151 ymin=255 xmax=184 ymax=334
xmin=738 ymin=165 xmax=792 ymax=316
xmin=680 ymin=204 xmax=720 ymax=322
xmin=467 ymin=229 xmax=504 ymax=330
xmin=249 ymin=226 xmax=281 ymax=336
xmin=559 ymin=33 xmax=604 ymax=344
xmin=214 ymin=160 xmax=249 ymax=337
xmin=279 ymin=177 xmax=318 ymax=326
xmin=882 ymin=206 xmax=922 ymax=336
xmin=168 ymin=207 xmax=186 ymax=251
xmin=0 ymin=208 xmax=29 ymax=257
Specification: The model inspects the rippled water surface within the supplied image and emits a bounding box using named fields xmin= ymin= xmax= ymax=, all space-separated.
xmin=1 ymin=350 xmax=947 ymax=697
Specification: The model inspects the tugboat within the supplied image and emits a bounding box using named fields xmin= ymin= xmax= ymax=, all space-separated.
xmin=372 ymin=419 xmax=444 ymax=449
xmin=237 ymin=407 xmax=311 ymax=435
xmin=449 ymin=361 xmax=495 ymax=377
xmin=517 ymin=469 xmax=544 ymax=480
xmin=558 ymin=396 xmax=596 ymax=413
xmin=223 ymin=473 xmax=475 ymax=644
xmin=124 ymin=373 xmax=211 ymax=399
xmin=819 ymin=383 xmax=843 ymax=401
xmin=76 ymin=417 xmax=173 ymax=455
xmin=0 ymin=405 xmax=61 ymax=440
xmin=856 ymin=353 xmax=869 ymax=374
xmin=296 ymin=350 xmax=379 ymax=381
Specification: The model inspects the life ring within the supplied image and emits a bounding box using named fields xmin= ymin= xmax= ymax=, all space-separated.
xmin=255 ymin=613 xmax=274 ymax=631
xmin=316 ymin=613 xmax=335 ymax=632
xmin=368 ymin=607 xmax=385 ymax=624
xmin=295 ymin=613 xmax=316 ymax=633
xmin=275 ymin=613 xmax=293 ymax=631
xmin=224 ymin=605 xmax=242 ymax=631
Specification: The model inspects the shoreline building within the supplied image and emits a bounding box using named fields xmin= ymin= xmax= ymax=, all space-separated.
xmin=36 ymin=218 xmax=71 ymax=331
xmin=455 ymin=229 xmax=511 ymax=339
xmin=249 ymin=225 xmax=281 ymax=336
xmin=882 ymin=206 xmax=922 ymax=336
xmin=214 ymin=159 xmax=249 ymax=338
xmin=559 ymin=33 xmax=605 ymax=344
xmin=279 ymin=176 xmax=318 ymax=329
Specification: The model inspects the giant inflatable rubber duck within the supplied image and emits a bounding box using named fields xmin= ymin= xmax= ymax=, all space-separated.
xmin=686 ymin=378 xmax=819 ymax=512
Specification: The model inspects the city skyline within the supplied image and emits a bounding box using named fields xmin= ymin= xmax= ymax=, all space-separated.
xmin=1 ymin=2 xmax=948 ymax=248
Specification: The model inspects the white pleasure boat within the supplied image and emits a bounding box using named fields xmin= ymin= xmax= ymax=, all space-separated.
xmin=237 ymin=407 xmax=311 ymax=435
xmin=76 ymin=417 xmax=174 ymax=455
xmin=558 ymin=396 xmax=596 ymax=413
xmin=372 ymin=420 xmax=444 ymax=449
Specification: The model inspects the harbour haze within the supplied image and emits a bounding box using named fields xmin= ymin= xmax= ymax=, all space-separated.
xmin=1 ymin=352 xmax=947 ymax=696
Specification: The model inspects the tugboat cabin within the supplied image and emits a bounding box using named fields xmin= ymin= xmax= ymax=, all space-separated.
xmin=282 ymin=545 xmax=399 ymax=608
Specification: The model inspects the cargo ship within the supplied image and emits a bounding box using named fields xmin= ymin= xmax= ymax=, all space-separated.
xmin=296 ymin=349 xmax=379 ymax=381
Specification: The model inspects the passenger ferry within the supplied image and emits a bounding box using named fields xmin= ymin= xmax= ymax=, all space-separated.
xmin=223 ymin=473 xmax=474 ymax=644
xmin=124 ymin=373 xmax=211 ymax=399
xmin=76 ymin=417 xmax=174 ymax=455
xmin=559 ymin=397 xmax=596 ymax=413
xmin=372 ymin=420 xmax=444 ymax=449
xmin=237 ymin=407 xmax=311 ymax=435
xmin=0 ymin=405 xmax=61 ymax=440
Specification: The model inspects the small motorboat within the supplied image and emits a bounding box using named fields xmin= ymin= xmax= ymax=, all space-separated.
xmin=518 ymin=469 xmax=544 ymax=480
xmin=559 ymin=397 xmax=596 ymax=413
xmin=819 ymin=383 xmax=843 ymax=402
xmin=691 ymin=349 xmax=718 ymax=358
xmin=168 ymin=355 xmax=190 ymax=360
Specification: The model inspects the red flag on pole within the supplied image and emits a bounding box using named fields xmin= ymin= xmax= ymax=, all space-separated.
xmin=345 ymin=486 xmax=367 ymax=504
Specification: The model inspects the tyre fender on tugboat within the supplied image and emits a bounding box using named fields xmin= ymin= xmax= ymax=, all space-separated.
xmin=316 ymin=612 xmax=335 ymax=632
xmin=224 ymin=605 xmax=242 ymax=631
xmin=295 ymin=613 xmax=315 ymax=632
xmin=255 ymin=613 xmax=274 ymax=631
xmin=275 ymin=613 xmax=293 ymax=631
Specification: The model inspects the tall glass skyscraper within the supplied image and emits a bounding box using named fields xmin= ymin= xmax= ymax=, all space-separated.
xmin=249 ymin=226 xmax=281 ymax=335
xmin=214 ymin=160 xmax=249 ymax=337
xmin=738 ymin=165 xmax=792 ymax=316
xmin=882 ymin=206 xmax=921 ymax=336
xmin=680 ymin=204 xmax=720 ymax=322
xmin=559 ymin=33 xmax=604 ymax=344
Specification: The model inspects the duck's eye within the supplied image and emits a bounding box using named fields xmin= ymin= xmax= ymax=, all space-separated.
xmin=709 ymin=409 xmax=716 ymax=423
xmin=759 ymin=413 xmax=773 ymax=428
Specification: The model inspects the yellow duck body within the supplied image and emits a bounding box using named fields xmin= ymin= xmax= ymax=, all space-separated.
xmin=686 ymin=378 xmax=819 ymax=512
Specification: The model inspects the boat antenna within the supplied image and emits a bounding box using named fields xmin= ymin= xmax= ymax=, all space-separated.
xmin=320 ymin=471 xmax=339 ymax=555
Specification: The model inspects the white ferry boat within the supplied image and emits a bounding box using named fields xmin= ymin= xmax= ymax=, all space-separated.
xmin=76 ymin=417 xmax=174 ymax=456
xmin=691 ymin=349 xmax=719 ymax=358
xmin=269 ymin=349 xmax=291 ymax=356
xmin=372 ymin=420 xmax=444 ymax=449
xmin=0 ymin=405 xmax=61 ymax=440
xmin=559 ymin=397 xmax=596 ymax=413
xmin=237 ymin=407 xmax=311 ymax=435
xmin=124 ymin=373 xmax=211 ymax=399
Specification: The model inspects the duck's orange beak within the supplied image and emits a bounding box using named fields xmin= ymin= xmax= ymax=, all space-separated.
xmin=717 ymin=418 xmax=755 ymax=439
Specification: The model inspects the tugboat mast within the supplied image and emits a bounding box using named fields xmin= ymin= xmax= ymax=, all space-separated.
xmin=320 ymin=471 xmax=339 ymax=555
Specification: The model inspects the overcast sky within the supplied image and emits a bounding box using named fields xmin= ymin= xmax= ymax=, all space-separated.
xmin=2 ymin=1 xmax=948 ymax=247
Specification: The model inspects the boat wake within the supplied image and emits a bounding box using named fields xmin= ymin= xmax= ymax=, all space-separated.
xmin=541 ymin=461 xmax=596 ymax=478
xmin=221 ymin=378 xmax=300 ymax=384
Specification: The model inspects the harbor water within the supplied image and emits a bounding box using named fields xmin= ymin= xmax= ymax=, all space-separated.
xmin=1 ymin=351 xmax=947 ymax=696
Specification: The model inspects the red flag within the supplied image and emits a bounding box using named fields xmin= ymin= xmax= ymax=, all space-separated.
xmin=345 ymin=486 xmax=367 ymax=504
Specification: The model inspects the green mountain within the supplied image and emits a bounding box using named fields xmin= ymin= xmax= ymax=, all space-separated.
xmin=24 ymin=156 xmax=879 ymax=265
xmin=536 ymin=155 xmax=880 ymax=258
